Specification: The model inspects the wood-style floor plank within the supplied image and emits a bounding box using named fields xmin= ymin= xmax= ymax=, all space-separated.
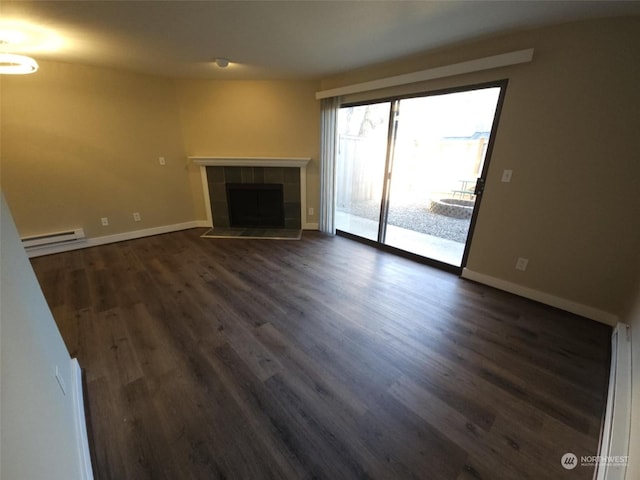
xmin=30 ymin=229 xmax=611 ymax=480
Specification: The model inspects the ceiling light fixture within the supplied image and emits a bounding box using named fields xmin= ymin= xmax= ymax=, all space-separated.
xmin=214 ymin=58 xmax=229 ymax=68
xmin=0 ymin=33 xmax=39 ymax=74
xmin=0 ymin=52 xmax=39 ymax=74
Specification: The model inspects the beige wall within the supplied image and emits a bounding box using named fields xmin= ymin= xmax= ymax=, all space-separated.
xmin=321 ymin=16 xmax=640 ymax=318
xmin=175 ymin=79 xmax=320 ymax=223
xmin=0 ymin=66 xmax=321 ymax=235
xmin=1 ymin=60 xmax=193 ymax=238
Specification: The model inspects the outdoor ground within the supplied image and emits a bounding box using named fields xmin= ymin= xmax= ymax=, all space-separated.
xmin=338 ymin=201 xmax=471 ymax=243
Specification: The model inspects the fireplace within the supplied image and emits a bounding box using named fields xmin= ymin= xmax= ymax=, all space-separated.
xmin=190 ymin=156 xmax=311 ymax=230
xmin=226 ymin=183 xmax=284 ymax=228
xmin=202 ymin=165 xmax=302 ymax=229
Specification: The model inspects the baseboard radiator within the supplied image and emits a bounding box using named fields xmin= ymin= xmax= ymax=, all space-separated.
xmin=595 ymin=323 xmax=631 ymax=480
xmin=21 ymin=228 xmax=86 ymax=251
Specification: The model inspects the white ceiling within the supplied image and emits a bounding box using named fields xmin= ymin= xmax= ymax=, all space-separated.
xmin=2 ymin=1 xmax=639 ymax=80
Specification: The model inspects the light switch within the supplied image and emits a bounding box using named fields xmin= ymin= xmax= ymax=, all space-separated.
xmin=501 ymin=169 xmax=513 ymax=183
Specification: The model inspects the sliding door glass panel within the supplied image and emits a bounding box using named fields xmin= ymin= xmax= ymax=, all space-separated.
xmin=335 ymin=103 xmax=391 ymax=241
xmin=384 ymin=88 xmax=501 ymax=266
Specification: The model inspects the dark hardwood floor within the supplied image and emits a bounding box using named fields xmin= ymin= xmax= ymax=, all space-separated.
xmin=30 ymin=229 xmax=611 ymax=480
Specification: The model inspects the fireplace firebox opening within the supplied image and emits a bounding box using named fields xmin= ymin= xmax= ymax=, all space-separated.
xmin=226 ymin=183 xmax=285 ymax=228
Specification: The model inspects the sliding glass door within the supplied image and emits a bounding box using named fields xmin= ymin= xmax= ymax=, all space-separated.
xmin=335 ymin=82 xmax=506 ymax=268
xmin=335 ymin=102 xmax=390 ymax=242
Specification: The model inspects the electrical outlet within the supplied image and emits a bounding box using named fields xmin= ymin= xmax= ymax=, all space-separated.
xmin=308 ymin=207 xmax=314 ymax=216
xmin=159 ymin=156 xmax=166 ymax=166
xmin=101 ymin=217 xmax=109 ymax=226
xmin=515 ymin=257 xmax=529 ymax=271
xmin=501 ymin=169 xmax=513 ymax=183
xmin=133 ymin=212 xmax=141 ymax=222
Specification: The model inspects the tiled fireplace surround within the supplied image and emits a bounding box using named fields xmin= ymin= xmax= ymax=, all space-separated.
xmin=207 ymin=165 xmax=300 ymax=229
xmin=191 ymin=157 xmax=310 ymax=230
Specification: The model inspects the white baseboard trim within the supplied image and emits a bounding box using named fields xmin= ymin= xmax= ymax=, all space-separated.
xmin=71 ymin=358 xmax=94 ymax=480
xmin=25 ymin=221 xmax=209 ymax=258
xmin=25 ymin=220 xmax=318 ymax=257
xmin=461 ymin=268 xmax=618 ymax=326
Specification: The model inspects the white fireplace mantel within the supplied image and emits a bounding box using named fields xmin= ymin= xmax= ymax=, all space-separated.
xmin=190 ymin=156 xmax=310 ymax=168
xmin=190 ymin=156 xmax=313 ymax=229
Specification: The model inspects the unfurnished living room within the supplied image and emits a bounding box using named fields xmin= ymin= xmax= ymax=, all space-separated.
xmin=1 ymin=2 xmax=639 ymax=479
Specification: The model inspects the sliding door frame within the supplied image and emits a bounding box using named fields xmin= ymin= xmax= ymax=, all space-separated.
xmin=459 ymin=79 xmax=509 ymax=268
xmin=337 ymin=79 xmax=509 ymax=274
xmin=377 ymin=100 xmax=400 ymax=244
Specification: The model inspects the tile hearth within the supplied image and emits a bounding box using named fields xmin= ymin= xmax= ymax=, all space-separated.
xmin=201 ymin=227 xmax=302 ymax=240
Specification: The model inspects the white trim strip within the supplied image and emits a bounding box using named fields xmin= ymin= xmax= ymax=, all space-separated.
xmin=190 ymin=156 xmax=310 ymax=168
xmin=461 ymin=268 xmax=618 ymax=326
xmin=316 ymin=48 xmax=534 ymax=100
xmin=199 ymin=165 xmax=213 ymax=228
xmin=595 ymin=323 xmax=631 ymax=480
xmin=71 ymin=358 xmax=94 ymax=480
